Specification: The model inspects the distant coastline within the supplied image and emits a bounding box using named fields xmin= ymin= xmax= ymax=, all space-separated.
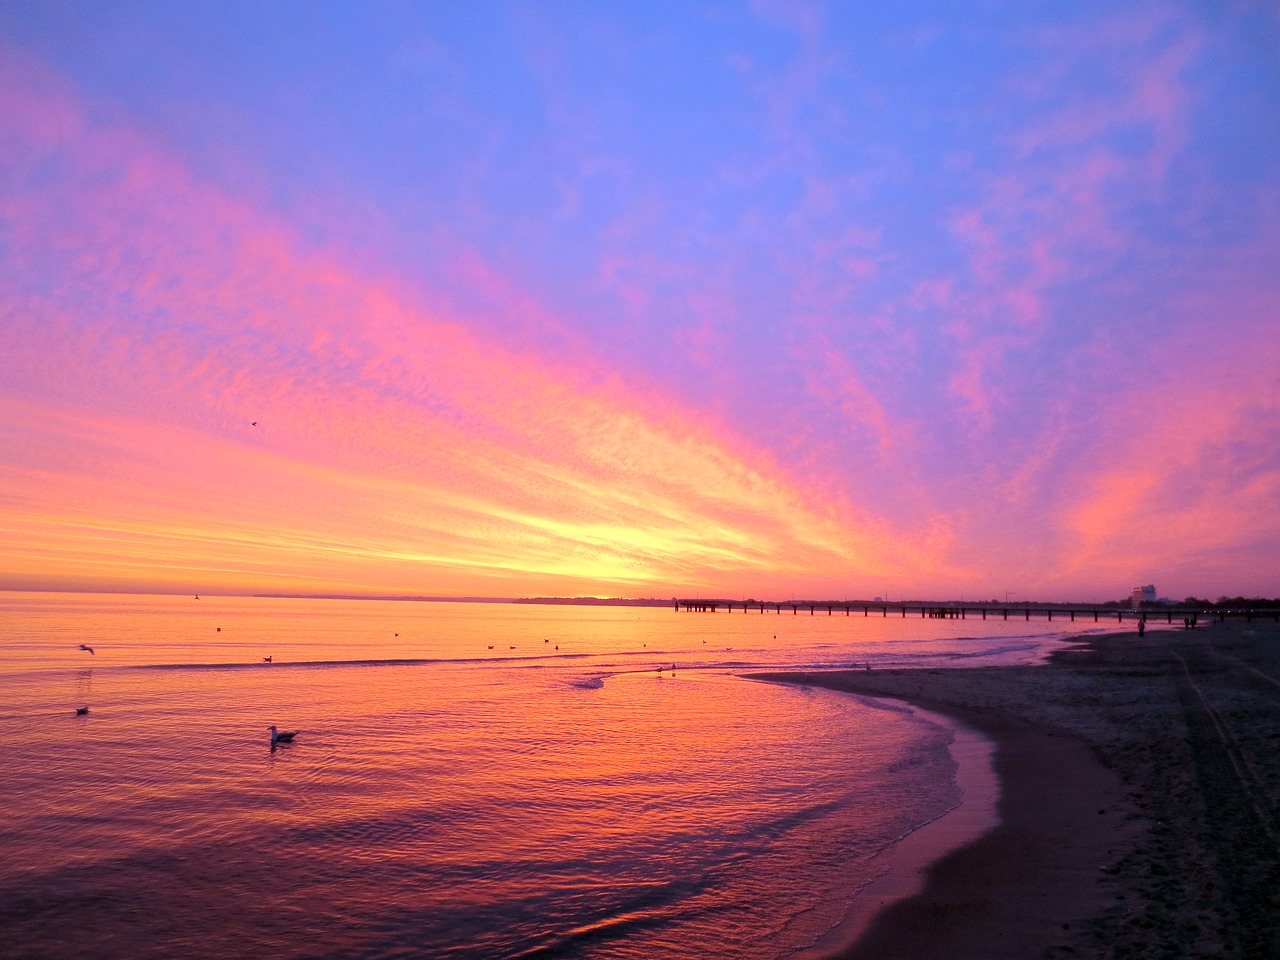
xmin=513 ymin=596 xmax=674 ymax=607
xmin=253 ymin=594 xmax=516 ymax=603
xmin=248 ymin=593 xmax=1279 ymax=616
xmin=252 ymin=594 xmax=678 ymax=607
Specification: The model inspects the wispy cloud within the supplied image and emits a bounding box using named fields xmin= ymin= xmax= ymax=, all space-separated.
xmin=1 ymin=1 xmax=1277 ymax=600
xmin=0 ymin=49 xmax=947 ymax=596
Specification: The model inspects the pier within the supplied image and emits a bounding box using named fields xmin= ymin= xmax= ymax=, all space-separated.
xmin=673 ymin=599 xmax=1279 ymax=624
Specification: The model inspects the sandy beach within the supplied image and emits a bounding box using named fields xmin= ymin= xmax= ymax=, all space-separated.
xmin=755 ymin=618 xmax=1280 ymax=959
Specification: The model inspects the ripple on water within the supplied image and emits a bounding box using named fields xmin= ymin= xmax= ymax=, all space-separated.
xmin=0 ymin=597 xmax=1023 ymax=958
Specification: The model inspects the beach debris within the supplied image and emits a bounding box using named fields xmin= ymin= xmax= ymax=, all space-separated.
xmin=74 ymin=706 xmax=89 ymax=715
xmin=268 ymin=725 xmax=297 ymax=746
xmin=77 ymin=644 xmax=94 ymax=656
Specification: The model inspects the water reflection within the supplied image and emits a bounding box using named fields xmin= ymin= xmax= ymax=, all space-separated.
xmin=0 ymin=594 xmax=1087 ymax=960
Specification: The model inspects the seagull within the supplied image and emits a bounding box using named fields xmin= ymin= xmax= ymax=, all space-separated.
xmin=262 ymin=656 xmax=272 ymax=663
xmin=75 ymin=706 xmax=89 ymax=715
xmin=78 ymin=644 xmax=94 ymax=656
xmin=251 ymin=421 xmax=258 ymax=426
xmin=268 ymin=725 xmax=297 ymax=745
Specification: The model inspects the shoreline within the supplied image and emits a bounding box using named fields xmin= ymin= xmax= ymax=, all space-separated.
xmin=787 ymin=709 xmax=999 ymax=960
xmin=753 ymin=618 xmax=1280 ymax=958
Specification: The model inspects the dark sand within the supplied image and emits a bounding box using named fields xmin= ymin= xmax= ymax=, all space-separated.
xmin=754 ymin=618 xmax=1280 ymax=959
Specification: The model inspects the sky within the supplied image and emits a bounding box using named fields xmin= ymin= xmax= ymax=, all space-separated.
xmin=1 ymin=1 xmax=1277 ymax=602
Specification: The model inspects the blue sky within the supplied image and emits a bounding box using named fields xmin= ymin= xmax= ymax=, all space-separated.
xmin=1 ymin=1 xmax=1277 ymax=599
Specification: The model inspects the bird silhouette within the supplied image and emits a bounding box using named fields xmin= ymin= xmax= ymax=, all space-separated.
xmin=268 ymin=725 xmax=297 ymax=745
xmin=262 ymin=656 xmax=272 ymax=663
xmin=78 ymin=644 xmax=94 ymax=656
xmin=74 ymin=706 xmax=89 ymax=715
xmin=251 ymin=421 xmax=259 ymax=426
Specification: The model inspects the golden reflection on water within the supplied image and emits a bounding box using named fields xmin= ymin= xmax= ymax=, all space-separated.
xmin=0 ymin=594 xmax=1060 ymax=958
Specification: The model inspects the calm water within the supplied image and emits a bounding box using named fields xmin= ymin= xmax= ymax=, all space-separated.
xmin=1 ymin=594 xmax=1097 ymax=959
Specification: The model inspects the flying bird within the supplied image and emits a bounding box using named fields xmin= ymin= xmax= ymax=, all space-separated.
xmin=78 ymin=644 xmax=94 ymax=656
xmin=251 ymin=421 xmax=258 ymax=426
xmin=268 ymin=725 xmax=297 ymax=745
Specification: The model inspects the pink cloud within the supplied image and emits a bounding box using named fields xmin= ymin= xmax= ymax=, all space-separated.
xmin=1059 ymin=282 xmax=1280 ymax=595
xmin=1013 ymin=6 xmax=1202 ymax=182
xmin=924 ymin=8 xmax=1205 ymax=431
xmin=0 ymin=50 xmax=954 ymax=596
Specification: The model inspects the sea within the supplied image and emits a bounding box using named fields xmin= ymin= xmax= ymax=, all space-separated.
xmin=0 ymin=593 xmax=1110 ymax=959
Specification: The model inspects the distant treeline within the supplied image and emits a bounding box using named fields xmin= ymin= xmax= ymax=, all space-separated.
xmin=1180 ymin=596 xmax=1280 ymax=610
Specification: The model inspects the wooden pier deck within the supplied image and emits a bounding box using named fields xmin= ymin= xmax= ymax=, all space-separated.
xmin=673 ymin=599 xmax=1278 ymax=624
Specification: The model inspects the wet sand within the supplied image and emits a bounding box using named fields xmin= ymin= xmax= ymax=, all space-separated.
xmin=754 ymin=618 xmax=1280 ymax=959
